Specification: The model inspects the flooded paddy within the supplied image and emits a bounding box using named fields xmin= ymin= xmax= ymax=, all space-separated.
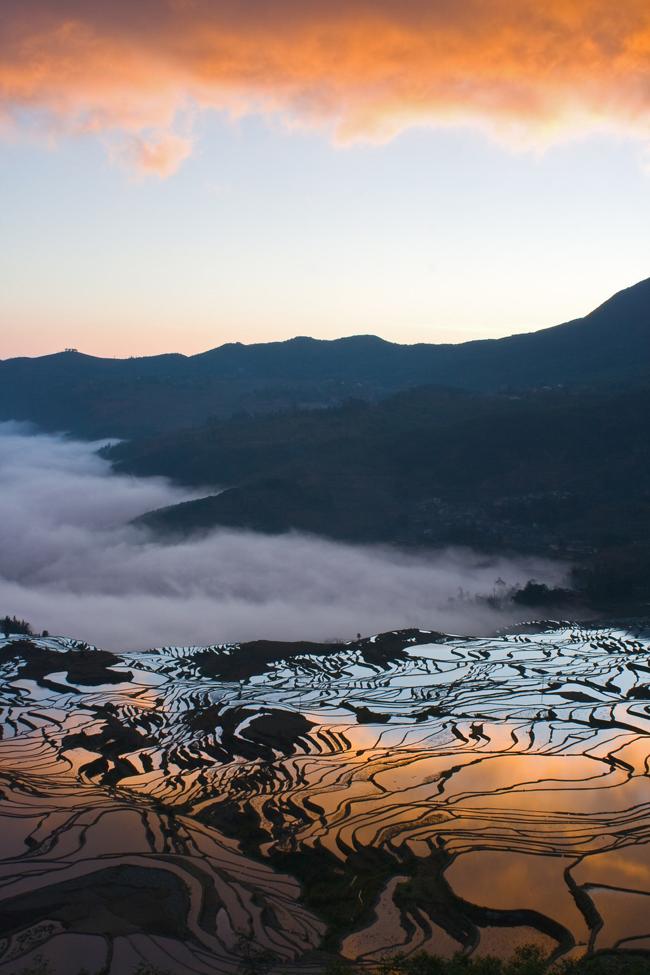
xmin=1 ymin=623 xmax=650 ymax=972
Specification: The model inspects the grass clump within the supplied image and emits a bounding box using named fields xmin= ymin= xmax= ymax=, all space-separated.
xmin=327 ymin=946 xmax=650 ymax=975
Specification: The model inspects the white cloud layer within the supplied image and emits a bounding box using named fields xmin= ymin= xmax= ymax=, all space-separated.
xmin=0 ymin=422 xmax=568 ymax=649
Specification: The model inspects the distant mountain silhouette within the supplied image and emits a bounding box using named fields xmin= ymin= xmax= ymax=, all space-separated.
xmin=1 ymin=277 xmax=649 ymax=438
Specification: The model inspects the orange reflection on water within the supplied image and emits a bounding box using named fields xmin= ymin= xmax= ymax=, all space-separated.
xmin=445 ymin=851 xmax=590 ymax=945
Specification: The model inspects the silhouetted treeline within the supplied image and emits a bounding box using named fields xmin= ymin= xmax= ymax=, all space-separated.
xmin=8 ymin=944 xmax=650 ymax=975
xmin=327 ymin=946 xmax=650 ymax=975
xmin=1 ymin=615 xmax=32 ymax=637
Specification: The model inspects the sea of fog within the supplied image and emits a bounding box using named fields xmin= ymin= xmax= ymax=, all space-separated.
xmin=0 ymin=421 xmax=569 ymax=649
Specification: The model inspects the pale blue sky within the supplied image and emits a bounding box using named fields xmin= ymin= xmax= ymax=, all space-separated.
xmin=3 ymin=113 xmax=650 ymax=358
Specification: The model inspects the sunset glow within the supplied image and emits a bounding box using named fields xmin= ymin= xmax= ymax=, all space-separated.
xmin=2 ymin=1 xmax=650 ymax=356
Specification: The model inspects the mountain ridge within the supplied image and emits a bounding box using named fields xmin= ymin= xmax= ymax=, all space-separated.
xmin=1 ymin=276 xmax=649 ymax=438
xmin=4 ymin=275 xmax=649 ymax=367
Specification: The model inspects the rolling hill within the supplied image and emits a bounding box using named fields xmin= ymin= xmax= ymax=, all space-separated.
xmin=1 ymin=277 xmax=649 ymax=438
xmin=109 ymin=383 xmax=650 ymax=589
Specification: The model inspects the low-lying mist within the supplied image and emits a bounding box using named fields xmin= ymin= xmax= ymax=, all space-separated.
xmin=0 ymin=422 xmax=569 ymax=649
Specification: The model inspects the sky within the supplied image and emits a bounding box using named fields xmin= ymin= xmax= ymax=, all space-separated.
xmin=2 ymin=1 xmax=650 ymax=358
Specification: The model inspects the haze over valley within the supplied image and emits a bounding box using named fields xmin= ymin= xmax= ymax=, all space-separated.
xmin=0 ymin=422 xmax=566 ymax=649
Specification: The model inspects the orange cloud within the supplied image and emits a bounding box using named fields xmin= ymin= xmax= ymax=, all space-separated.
xmin=2 ymin=1 xmax=650 ymax=173
xmin=109 ymin=130 xmax=194 ymax=177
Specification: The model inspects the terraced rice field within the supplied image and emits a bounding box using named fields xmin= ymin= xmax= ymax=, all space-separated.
xmin=1 ymin=623 xmax=650 ymax=973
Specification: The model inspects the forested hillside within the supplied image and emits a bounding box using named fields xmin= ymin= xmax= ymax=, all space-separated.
xmin=106 ymin=384 xmax=650 ymax=605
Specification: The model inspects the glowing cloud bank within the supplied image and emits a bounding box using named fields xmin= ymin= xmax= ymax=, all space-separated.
xmin=3 ymin=1 xmax=650 ymax=173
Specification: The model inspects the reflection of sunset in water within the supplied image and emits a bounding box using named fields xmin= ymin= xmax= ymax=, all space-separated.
xmin=573 ymin=845 xmax=650 ymax=892
xmin=446 ymin=852 xmax=590 ymax=945
xmin=1 ymin=624 xmax=650 ymax=971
